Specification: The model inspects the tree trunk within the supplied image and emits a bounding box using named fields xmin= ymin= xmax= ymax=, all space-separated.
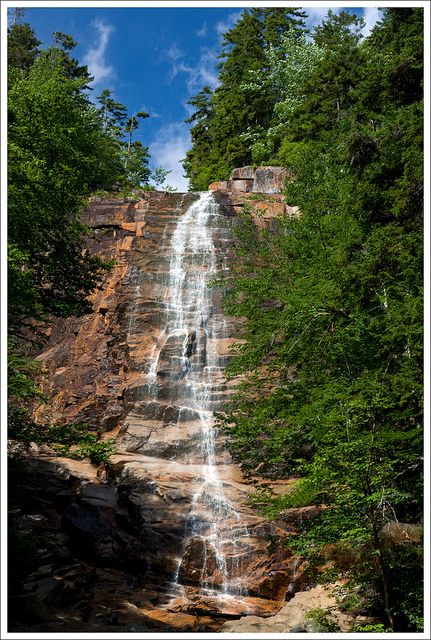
xmin=372 ymin=519 xmax=395 ymax=629
xmin=125 ymin=123 xmax=134 ymax=170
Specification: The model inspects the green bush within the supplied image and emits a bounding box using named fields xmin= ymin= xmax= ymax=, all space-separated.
xmin=354 ymin=623 xmax=392 ymax=633
xmin=9 ymin=418 xmax=116 ymax=466
xmin=305 ymin=607 xmax=340 ymax=632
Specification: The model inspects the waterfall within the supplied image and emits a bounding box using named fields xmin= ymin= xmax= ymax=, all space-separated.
xmin=141 ymin=191 xmax=248 ymax=598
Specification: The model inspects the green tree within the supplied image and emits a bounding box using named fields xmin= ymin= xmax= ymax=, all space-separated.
xmin=183 ymin=86 xmax=216 ymax=190
xmin=52 ymin=30 xmax=93 ymax=88
xmin=183 ymin=8 xmax=307 ymax=187
xmin=97 ymin=88 xmax=128 ymax=135
xmin=240 ymin=31 xmax=323 ymax=163
xmin=125 ymin=111 xmax=150 ymax=157
xmin=7 ymin=21 xmax=40 ymax=74
xmin=8 ymin=46 xmax=122 ymax=334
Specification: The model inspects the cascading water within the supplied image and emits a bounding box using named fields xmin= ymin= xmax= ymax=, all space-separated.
xmin=142 ymin=192 xmax=248 ymax=599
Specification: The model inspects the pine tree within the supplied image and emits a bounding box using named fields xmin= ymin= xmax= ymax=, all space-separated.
xmin=183 ymin=8 xmax=308 ymax=187
xmin=97 ymin=88 xmax=128 ymax=135
xmin=7 ymin=22 xmax=40 ymax=74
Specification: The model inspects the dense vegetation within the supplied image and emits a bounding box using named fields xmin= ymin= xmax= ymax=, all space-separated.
xmin=185 ymin=8 xmax=424 ymax=632
xmin=7 ymin=15 xmax=154 ymax=455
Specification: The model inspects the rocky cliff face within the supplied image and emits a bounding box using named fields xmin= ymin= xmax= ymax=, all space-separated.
xmin=209 ymin=165 xmax=293 ymax=195
xmin=13 ymin=187 xmax=308 ymax=631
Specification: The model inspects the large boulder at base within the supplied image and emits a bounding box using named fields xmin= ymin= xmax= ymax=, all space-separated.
xmin=252 ymin=166 xmax=290 ymax=194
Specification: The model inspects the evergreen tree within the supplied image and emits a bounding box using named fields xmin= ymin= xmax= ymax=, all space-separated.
xmin=183 ymin=86 xmax=216 ymax=190
xmin=52 ymin=30 xmax=93 ymax=88
xmin=183 ymin=8 xmax=308 ymax=187
xmin=97 ymin=88 xmax=128 ymax=136
xmin=7 ymin=21 xmax=40 ymax=74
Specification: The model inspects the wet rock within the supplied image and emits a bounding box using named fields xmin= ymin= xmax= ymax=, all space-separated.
xmin=177 ymin=537 xmax=218 ymax=585
xmin=243 ymin=549 xmax=295 ymax=600
xmin=169 ymin=592 xmax=283 ymax=618
xmin=20 ymin=191 xmax=304 ymax=631
xmin=137 ymin=608 xmax=223 ymax=631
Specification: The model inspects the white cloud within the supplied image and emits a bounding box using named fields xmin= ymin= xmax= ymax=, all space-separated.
xmin=196 ymin=23 xmax=207 ymax=38
xmin=361 ymin=7 xmax=382 ymax=38
xmin=149 ymin=121 xmax=190 ymax=192
xmin=166 ymin=43 xmax=184 ymax=62
xmin=216 ymin=11 xmax=242 ymax=37
xmin=82 ymin=19 xmax=114 ymax=86
xmin=169 ymin=47 xmax=219 ymax=93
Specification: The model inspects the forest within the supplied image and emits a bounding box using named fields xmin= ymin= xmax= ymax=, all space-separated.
xmin=7 ymin=6 xmax=424 ymax=634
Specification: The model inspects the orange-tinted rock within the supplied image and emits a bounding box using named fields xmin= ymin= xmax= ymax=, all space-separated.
xmin=208 ymin=180 xmax=230 ymax=191
xmin=168 ymin=592 xmax=283 ymax=618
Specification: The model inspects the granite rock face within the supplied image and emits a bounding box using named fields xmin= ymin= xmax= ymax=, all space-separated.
xmin=210 ymin=165 xmax=292 ymax=195
xmin=26 ymin=191 xmax=299 ymax=625
xmin=209 ymin=166 xmax=299 ymax=228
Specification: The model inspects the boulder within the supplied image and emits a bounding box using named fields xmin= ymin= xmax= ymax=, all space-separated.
xmin=230 ymin=166 xmax=254 ymax=180
xmin=230 ymin=178 xmax=254 ymax=193
xmin=208 ymin=181 xmax=229 ymax=191
xmin=177 ymin=536 xmax=218 ymax=585
xmin=221 ymin=583 xmax=357 ymax=633
xmin=252 ymin=166 xmax=290 ymax=194
xmin=243 ymin=549 xmax=295 ymax=600
xmin=380 ymin=521 xmax=422 ymax=545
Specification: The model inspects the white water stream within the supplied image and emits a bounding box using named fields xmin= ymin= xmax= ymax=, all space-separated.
xmin=145 ymin=192 xmax=247 ymax=597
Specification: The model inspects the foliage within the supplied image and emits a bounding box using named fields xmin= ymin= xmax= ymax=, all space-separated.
xmin=151 ymin=166 xmax=174 ymax=189
xmin=7 ymin=21 xmax=146 ymax=464
xmin=7 ymin=21 xmax=40 ymax=74
xmin=9 ymin=417 xmax=116 ymax=466
xmin=240 ymin=31 xmax=324 ymax=163
xmin=354 ymin=623 xmax=393 ymax=633
xmin=8 ymin=45 xmax=121 ymax=333
xmin=304 ymin=607 xmax=340 ymax=632
xmin=8 ymin=340 xmax=46 ymax=401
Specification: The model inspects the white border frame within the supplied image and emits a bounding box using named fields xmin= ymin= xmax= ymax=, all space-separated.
xmin=1 ymin=2 xmax=429 ymax=639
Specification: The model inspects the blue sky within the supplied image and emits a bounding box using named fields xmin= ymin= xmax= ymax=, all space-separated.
xmin=14 ymin=4 xmax=382 ymax=191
